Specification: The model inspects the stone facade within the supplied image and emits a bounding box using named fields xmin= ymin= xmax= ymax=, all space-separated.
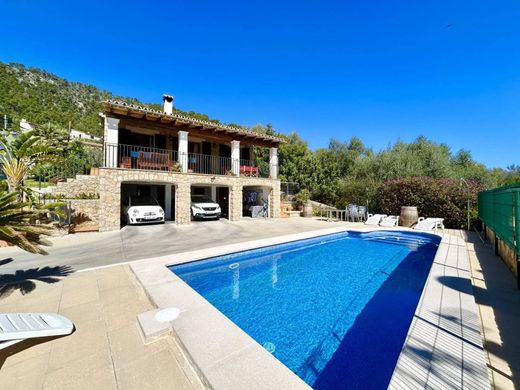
xmin=51 ymin=175 xmax=100 ymax=197
xmin=97 ymin=168 xmax=281 ymax=232
xmin=68 ymin=199 xmax=100 ymax=223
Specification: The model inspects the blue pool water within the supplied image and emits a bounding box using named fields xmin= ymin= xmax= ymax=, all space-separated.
xmin=171 ymin=230 xmax=440 ymax=389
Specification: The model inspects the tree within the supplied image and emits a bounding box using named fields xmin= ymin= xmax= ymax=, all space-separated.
xmin=0 ymin=130 xmax=58 ymax=194
xmin=278 ymin=133 xmax=316 ymax=190
xmin=0 ymin=191 xmax=56 ymax=254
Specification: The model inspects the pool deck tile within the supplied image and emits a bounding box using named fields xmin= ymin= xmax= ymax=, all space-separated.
xmin=388 ymin=231 xmax=490 ymax=390
xmin=0 ymin=265 xmax=204 ymax=390
xmin=130 ymin=225 xmax=491 ymax=390
xmin=3 ymin=221 xmax=514 ymax=389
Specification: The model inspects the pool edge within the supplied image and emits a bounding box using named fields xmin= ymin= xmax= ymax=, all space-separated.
xmin=130 ymin=226 xmax=490 ymax=389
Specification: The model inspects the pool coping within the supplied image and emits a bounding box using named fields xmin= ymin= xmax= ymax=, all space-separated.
xmin=130 ymin=226 xmax=490 ymax=389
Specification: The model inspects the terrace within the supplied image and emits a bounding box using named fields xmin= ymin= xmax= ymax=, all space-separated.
xmin=104 ymin=142 xmax=265 ymax=177
xmin=101 ymin=99 xmax=282 ymax=179
xmin=3 ymin=220 xmax=515 ymax=389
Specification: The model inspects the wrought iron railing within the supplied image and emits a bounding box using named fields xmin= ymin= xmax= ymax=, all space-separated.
xmin=104 ymin=143 xmax=266 ymax=177
xmin=183 ymin=152 xmax=233 ymax=175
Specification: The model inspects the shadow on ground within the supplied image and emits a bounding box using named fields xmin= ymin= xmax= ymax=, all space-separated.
xmin=438 ymin=232 xmax=520 ymax=388
xmin=0 ymin=259 xmax=74 ymax=298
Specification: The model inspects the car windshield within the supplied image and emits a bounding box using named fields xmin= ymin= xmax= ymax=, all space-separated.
xmin=130 ymin=196 xmax=159 ymax=206
xmin=191 ymin=195 xmax=214 ymax=203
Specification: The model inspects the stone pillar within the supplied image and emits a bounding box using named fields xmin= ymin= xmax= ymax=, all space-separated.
xmin=165 ymin=185 xmax=172 ymax=220
xmin=231 ymin=140 xmax=240 ymax=176
xmin=178 ymin=131 xmax=189 ymax=173
xmin=270 ymin=181 xmax=281 ymax=218
xmin=229 ymin=184 xmax=243 ymax=221
xmin=98 ymin=170 xmax=121 ymax=231
xmin=210 ymin=186 xmax=217 ymax=202
xmin=269 ymin=147 xmax=279 ymax=179
xmin=175 ymin=181 xmax=191 ymax=224
xmin=104 ymin=117 xmax=120 ymax=168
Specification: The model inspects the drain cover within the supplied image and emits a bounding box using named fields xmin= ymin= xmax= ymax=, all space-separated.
xmin=228 ymin=263 xmax=240 ymax=270
xmin=263 ymin=342 xmax=276 ymax=353
xmin=154 ymin=308 xmax=181 ymax=322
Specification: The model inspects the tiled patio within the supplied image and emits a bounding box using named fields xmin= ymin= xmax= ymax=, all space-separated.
xmin=1 ymin=224 xmax=519 ymax=389
xmin=0 ymin=266 xmax=203 ymax=390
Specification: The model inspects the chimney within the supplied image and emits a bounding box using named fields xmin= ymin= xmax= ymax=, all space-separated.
xmin=162 ymin=94 xmax=174 ymax=114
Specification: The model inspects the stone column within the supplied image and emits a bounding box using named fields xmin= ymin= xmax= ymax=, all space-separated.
xmin=104 ymin=117 xmax=120 ymax=168
xmin=178 ymin=131 xmax=189 ymax=173
xmin=229 ymin=184 xmax=243 ymax=221
xmin=270 ymin=181 xmax=281 ymax=218
xmin=98 ymin=170 xmax=121 ymax=231
xmin=269 ymin=147 xmax=279 ymax=179
xmin=210 ymin=186 xmax=217 ymax=202
xmin=231 ymin=140 xmax=240 ymax=176
xmin=175 ymin=181 xmax=191 ymax=224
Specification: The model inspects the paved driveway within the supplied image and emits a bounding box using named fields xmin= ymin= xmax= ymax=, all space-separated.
xmin=0 ymin=218 xmax=350 ymax=276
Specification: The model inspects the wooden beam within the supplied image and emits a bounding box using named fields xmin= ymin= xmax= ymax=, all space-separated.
xmin=116 ymin=117 xmax=280 ymax=148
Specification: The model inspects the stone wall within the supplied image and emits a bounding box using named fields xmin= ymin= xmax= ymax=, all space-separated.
xmin=68 ymin=199 xmax=99 ymax=223
xmin=51 ymin=175 xmax=100 ymax=197
xmin=98 ymin=168 xmax=281 ymax=232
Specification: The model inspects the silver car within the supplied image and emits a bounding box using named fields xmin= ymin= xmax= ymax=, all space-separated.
xmin=191 ymin=195 xmax=221 ymax=220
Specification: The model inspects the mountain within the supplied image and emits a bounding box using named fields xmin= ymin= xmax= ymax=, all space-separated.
xmin=0 ymin=62 xmax=226 ymax=136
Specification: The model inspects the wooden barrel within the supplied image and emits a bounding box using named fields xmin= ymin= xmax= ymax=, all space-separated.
xmin=400 ymin=206 xmax=418 ymax=227
xmin=303 ymin=203 xmax=313 ymax=218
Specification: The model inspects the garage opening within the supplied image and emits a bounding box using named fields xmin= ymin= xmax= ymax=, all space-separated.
xmin=191 ymin=185 xmax=229 ymax=220
xmin=121 ymin=183 xmax=176 ymax=226
xmin=243 ymin=186 xmax=270 ymax=218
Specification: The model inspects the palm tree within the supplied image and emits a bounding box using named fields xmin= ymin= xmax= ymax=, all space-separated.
xmin=0 ymin=130 xmax=59 ymax=193
xmin=0 ymin=191 xmax=57 ymax=254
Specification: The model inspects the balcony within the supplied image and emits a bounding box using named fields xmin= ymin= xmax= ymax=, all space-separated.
xmin=103 ymin=143 xmax=266 ymax=177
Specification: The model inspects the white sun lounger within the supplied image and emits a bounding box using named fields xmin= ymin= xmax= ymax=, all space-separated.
xmin=379 ymin=215 xmax=399 ymax=227
xmin=414 ymin=217 xmax=445 ymax=231
xmin=365 ymin=214 xmax=387 ymax=226
xmin=0 ymin=313 xmax=74 ymax=350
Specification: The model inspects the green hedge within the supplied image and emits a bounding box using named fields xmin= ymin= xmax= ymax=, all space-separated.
xmin=378 ymin=177 xmax=486 ymax=229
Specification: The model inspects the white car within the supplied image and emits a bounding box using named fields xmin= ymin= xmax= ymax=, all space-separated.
xmin=122 ymin=196 xmax=165 ymax=225
xmin=191 ymin=195 xmax=221 ymax=220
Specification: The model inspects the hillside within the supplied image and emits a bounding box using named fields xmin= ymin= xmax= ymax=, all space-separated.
xmin=0 ymin=62 xmax=226 ymax=136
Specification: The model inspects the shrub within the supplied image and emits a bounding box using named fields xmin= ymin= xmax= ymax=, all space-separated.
xmin=377 ymin=177 xmax=486 ymax=229
xmin=293 ymin=189 xmax=311 ymax=208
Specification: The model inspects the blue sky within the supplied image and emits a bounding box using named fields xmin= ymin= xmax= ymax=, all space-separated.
xmin=1 ymin=0 xmax=519 ymax=168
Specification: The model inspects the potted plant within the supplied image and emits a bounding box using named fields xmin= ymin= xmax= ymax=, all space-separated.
xmin=293 ymin=189 xmax=312 ymax=217
xmin=170 ymin=162 xmax=182 ymax=173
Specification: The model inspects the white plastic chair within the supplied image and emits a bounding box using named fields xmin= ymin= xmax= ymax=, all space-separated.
xmin=365 ymin=214 xmax=387 ymax=226
xmin=414 ymin=217 xmax=445 ymax=231
xmin=379 ymin=215 xmax=400 ymax=227
xmin=0 ymin=313 xmax=74 ymax=350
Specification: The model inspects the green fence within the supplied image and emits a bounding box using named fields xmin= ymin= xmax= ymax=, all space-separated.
xmin=478 ymin=183 xmax=520 ymax=257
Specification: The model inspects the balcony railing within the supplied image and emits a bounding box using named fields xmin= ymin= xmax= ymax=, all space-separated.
xmin=104 ymin=143 xmax=265 ymax=177
xmin=183 ymin=152 xmax=232 ymax=175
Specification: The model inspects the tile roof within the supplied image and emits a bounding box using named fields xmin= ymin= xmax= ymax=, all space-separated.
xmin=103 ymin=100 xmax=284 ymax=144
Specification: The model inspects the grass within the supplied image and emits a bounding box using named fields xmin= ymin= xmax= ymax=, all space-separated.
xmin=24 ymin=179 xmax=56 ymax=188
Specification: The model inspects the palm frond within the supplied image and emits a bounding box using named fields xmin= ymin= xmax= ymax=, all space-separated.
xmin=0 ymin=191 xmax=56 ymax=254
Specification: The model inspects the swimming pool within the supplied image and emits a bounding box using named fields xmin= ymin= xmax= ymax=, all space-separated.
xmin=171 ymin=230 xmax=441 ymax=389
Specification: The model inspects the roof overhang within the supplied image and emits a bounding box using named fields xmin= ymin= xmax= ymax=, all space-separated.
xmin=103 ymin=100 xmax=284 ymax=147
